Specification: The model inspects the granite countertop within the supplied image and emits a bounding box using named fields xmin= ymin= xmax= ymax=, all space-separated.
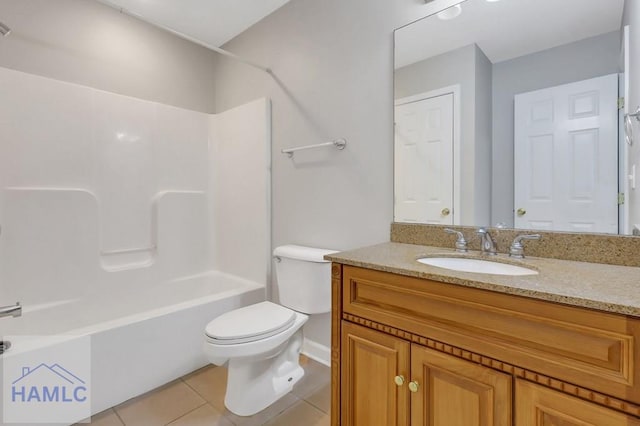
xmin=325 ymin=242 xmax=640 ymax=317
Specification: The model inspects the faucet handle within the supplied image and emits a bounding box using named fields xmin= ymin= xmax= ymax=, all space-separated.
xmin=509 ymin=234 xmax=541 ymax=259
xmin=444 ymin=228 xmax=468 ymax=253
xmin=475 ymin=227 xmax=497 ymax=255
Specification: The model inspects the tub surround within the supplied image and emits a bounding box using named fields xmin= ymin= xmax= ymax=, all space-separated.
xmin=391 ymin=222 xmax=640 ymax=267
xmin=0 ymin=66 xmax=272 ymax=422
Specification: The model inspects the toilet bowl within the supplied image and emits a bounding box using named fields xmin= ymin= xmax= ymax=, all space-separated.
xmin=202 ymin=245 xmax=336 ymax=416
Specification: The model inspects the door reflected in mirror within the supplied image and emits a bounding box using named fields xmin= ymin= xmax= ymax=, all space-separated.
xmin=394 ymin=0 xmax=636 ymax=235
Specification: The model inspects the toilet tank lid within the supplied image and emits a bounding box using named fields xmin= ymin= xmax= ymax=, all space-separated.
xmin=273 ymin=245 xmax=338 ymax=262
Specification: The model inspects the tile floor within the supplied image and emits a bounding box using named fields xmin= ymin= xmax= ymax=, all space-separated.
xmin=83 ymin=356 xmax=330 ymax=426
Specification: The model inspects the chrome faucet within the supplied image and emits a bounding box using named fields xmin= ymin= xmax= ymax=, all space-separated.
xmin=444 ymin=228 xmax=468 ymax=253
xmin=0 ymin=302 xmax=21 ymax=318
xmin=476 ymin=228 xmax=497 ymax=255
xmin=509 ymin=234 xmax=541 ymax=259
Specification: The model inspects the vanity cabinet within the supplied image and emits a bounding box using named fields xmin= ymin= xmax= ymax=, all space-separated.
xmin=331 ymin=264 xmax=640 ymax=426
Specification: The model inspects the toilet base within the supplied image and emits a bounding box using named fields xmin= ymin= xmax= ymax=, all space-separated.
xmin=224 ymin=329 xmax=305 ymax=416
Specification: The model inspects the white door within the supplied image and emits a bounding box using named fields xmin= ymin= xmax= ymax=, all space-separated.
xmin=514 ymin=74 xmax=618 ymax=234
xmin=395 ymin=94 xmax=454 ymax=224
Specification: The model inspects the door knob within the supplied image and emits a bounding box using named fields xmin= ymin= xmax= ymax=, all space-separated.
xmin=394 ymin=375 xmax=405 ymax=386
xmin=441 ymin=208 xmax=450 ymax=216
xmin=408 ymin=381 xmax=420 ymax=393
xmin=517 ymin=208 xmax=526 ymax=217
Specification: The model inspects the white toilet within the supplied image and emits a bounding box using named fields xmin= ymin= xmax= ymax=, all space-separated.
xmin=202 ymin=245 xmax=336 ymax=416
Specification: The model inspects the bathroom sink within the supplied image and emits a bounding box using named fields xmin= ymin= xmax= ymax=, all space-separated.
xmin=417 ymin=257 xmax=538 ymax=276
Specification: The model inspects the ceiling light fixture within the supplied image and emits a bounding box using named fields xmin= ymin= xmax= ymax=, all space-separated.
xmin=437 ymin=4 xmax=462 ymax=21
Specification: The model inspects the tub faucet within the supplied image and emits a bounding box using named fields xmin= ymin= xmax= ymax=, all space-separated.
xmin=0 ymin=302 xmax=21 ymax=318
xmin=476 ymin=228 xmax=497 ymax=256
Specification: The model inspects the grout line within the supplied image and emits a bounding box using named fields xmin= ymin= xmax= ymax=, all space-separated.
xmin=112 ymin=408 xmax=126 ymax=426
xmin=162 ymin=401 xmax=209 ymax=426
xmin=303 ymin=397 xmax=328 ymax=415
xmin=266 ymin=399 xmax=319 ymax=426
xmin=179 ymin=376 xmax=239 ymax=426
xmin=180 ymin=376 xmax=210 ymax=402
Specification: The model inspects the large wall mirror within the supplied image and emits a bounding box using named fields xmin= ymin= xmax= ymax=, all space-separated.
xmin=394 ymin=0 xmax=639 ymax=235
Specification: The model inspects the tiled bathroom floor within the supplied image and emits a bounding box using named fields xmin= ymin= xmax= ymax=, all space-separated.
xmin=85 ymin=356 xmax=330 ymax=426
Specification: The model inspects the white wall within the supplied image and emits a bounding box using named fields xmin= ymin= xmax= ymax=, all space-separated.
xmin=0 ymin=0 xmax=217 ymax=113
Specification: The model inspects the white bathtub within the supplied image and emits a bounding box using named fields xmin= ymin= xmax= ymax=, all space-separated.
xmin=0 ymin=271 xmax=264 ymax=421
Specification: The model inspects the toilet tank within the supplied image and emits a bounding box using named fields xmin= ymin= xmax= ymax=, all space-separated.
xmin=273 ymin=245 xmax=338 ymax=314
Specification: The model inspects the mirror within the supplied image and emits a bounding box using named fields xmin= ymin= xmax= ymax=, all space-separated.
xmin=394 ymin=0 xmax=636 ymax=235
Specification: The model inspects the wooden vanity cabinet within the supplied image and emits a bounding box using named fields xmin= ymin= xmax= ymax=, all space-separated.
xmin=331 ymin=264 xmax=640 ymax=426
xmin=341 ymin=321 xmax=511 ymax=426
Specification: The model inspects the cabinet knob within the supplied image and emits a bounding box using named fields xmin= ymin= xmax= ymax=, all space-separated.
xmin=441 ymin=208 xmax=451 ymax=216
xmin=517 ymin=208 xmax=526 ymax=217
xmin=408 ymin=381 xmax=420 ymax=393
xmin=394 ymin=375 xmax=405 ymax=386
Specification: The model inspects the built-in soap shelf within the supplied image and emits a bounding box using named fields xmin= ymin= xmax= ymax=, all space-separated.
xmin=100 ymin=246 xmax=157 ymax=272
xmin=1 ymin=187 xmax=205 ymax=272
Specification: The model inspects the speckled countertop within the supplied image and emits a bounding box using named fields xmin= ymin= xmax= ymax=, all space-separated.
xmin=325 ymin=242 xmax=640 ymax=318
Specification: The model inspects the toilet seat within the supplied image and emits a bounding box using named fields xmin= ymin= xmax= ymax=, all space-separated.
xmin=205 ymin=301 xmax=296 ymax=345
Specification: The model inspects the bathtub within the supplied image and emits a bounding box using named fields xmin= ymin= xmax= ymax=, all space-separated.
xmin=0 ymin=271 xmax=264 ymax=422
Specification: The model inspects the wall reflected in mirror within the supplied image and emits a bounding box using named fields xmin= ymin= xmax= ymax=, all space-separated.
xmin=393 ymin=0 xmax=640 ymax=235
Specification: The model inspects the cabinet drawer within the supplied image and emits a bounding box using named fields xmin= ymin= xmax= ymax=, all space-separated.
xmin=342 ymin=265 xmax=640 ymax=405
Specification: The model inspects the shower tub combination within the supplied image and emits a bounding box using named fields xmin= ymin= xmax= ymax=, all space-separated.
xmin=0 ymin=66 xmax=272 ymax=423
xmin=0 ymin=272 xmax=264 ymax=417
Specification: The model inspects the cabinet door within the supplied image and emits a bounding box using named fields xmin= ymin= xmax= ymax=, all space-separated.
xmin=341 ymin=321 xmax=410 ymax=426
xmin=411 ymin=345 xmax=512 ymax=426
xmin=515 ymin=379 xmax=640 ymax=425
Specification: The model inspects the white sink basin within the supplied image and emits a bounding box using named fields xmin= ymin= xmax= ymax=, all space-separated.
xmin=417 ymin=257 xmax=538 ymax=276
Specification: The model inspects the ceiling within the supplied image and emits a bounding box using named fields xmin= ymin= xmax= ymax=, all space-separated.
xmin=395 ymin=0 xmax=625 ymax=69
xmin=98 ymin=0 xmax=291 ymax=47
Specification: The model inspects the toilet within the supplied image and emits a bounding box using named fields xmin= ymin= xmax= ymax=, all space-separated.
xmin=202 ymin=245 xmax=337 ymax=416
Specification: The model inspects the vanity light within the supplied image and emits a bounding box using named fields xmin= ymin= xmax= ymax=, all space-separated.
xmin=437 ymin=4 xmax=462 ymax=20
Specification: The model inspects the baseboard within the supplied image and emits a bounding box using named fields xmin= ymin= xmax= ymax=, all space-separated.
xmin=301 ymin=338 xmax=330 ymax=367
